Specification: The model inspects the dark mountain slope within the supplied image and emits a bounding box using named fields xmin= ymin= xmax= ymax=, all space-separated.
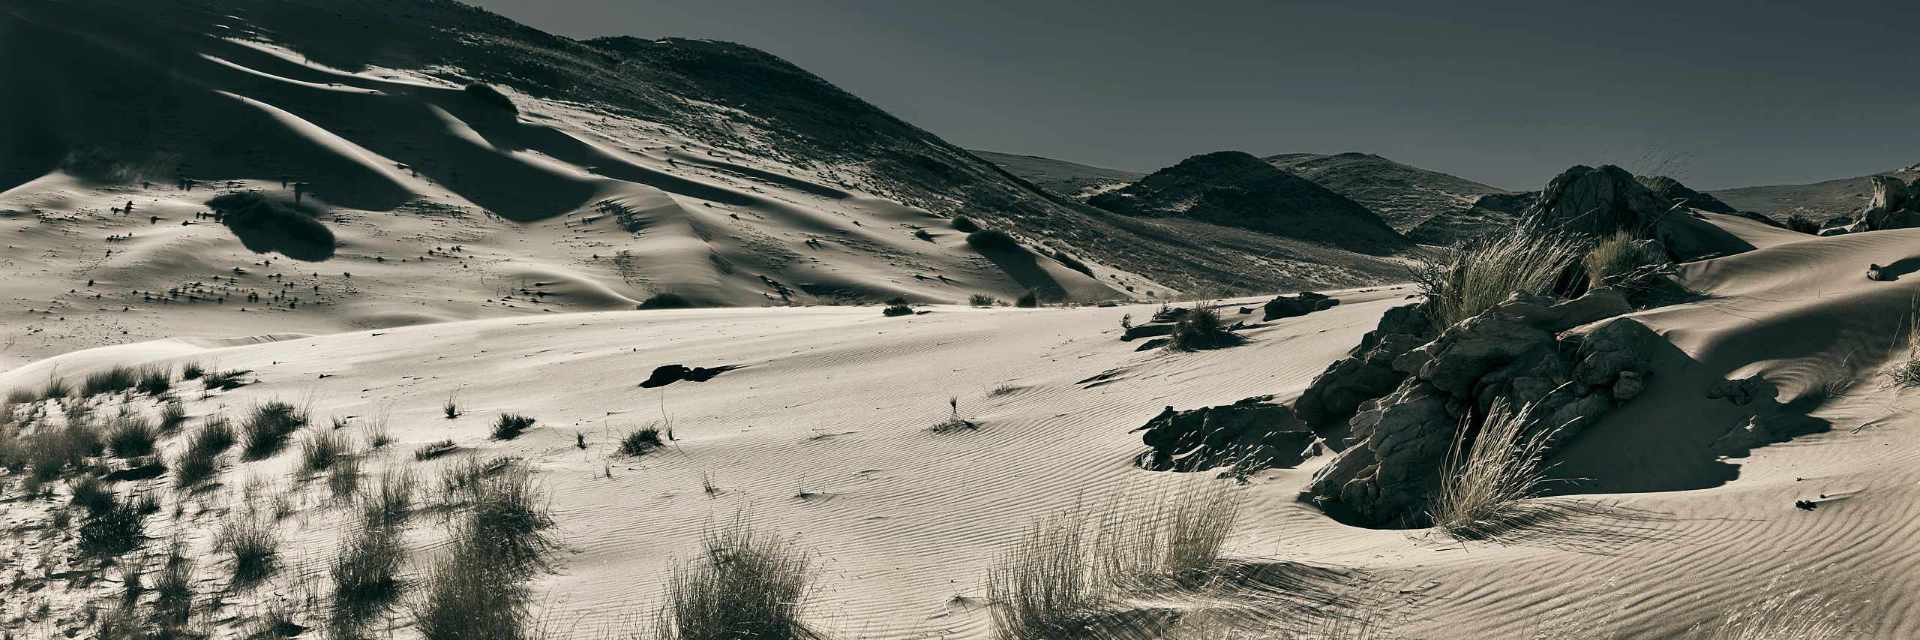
xmin=1089 ymin=151 xmax=1407 ymax=254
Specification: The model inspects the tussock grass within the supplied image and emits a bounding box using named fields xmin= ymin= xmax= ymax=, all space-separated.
xmin=331 ymin=507 xmax=408 ymax=625
xmin=4 ymin=385 xmax=36 ymax=405
xmin=454 ymin=463 xmax=555 ymax=569
xmin=27 ymin=423 xmax=102 ymax=483
xmin=70 ymin=475 xmax=117 ymax=515
xmin=655 ymin=517 xmax=822 ymax=640
xmin=79 ymin=500 xmax=146 ymax=557
xmin=153 ymin=544 xmax=196 ymax=627
xmin=1886 ymin=299 xmax=1920 ymax=389
xmin=201 ymin=369 xmax=251 ymax=391
xmin=1693 ymin=578 xmax=1855 ymax=639
xmin=174 ymin=416 xmax=235 ymax=488
xmin=82 ymin=365 xmax=140 ymax=397
xmin=135 ymin=366 xmax=172 ymax=396
xmin=328 ymin=454 xmax=364 ymax=502
xmin=1168 ymin=306 xmax=1241 ymax=351
xmin=44 ymin=374 xmax=71 ymax=399
xmin=987 ymin=482 xmax=1243 ymax=639
xmin=882 ymin=303 xmax=915 ymax=317
xmin=180 ymin=362 xmax=206 ymax=381
xmin=1582 ymin=231 xmax=1652 ymax=289
xmin=970 ymin=293 xmax=999 ymax=307
xmin=1415 ymin=225 xmax=1585 ymax=333
xmin=218 ymin=510 xmax=280 ymax=585
xmin=241 ymin=400 xmax=309 ymax=460
xmin=412 ymin=462 xmax=553 ymax=640
xmin=619 ymin=426 xmax=663 ymax=457
xmin=492 ymin=413 xmax=535 ymax=440
xmin=365 ymin=469 xmax=417 ymax=528
xmin=1429 ymin=402 xmax=1561 ymax=541
xmin=106 ymin=412 xmax=158 ymax=458
xmin=158 ymin=399 xmax=188 ymax=432
xmin=414 ymin=439 xmax=457 ymax=461
xmin=299 ymin=429 xmax=350 ymax=472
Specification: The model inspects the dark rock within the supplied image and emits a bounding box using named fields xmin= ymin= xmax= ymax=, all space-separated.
xmin=640 ymin=364 xmax=742 ymax=388
xmin=1295 ymin=303 xmax=1432 ymax=429
xmin=1133 ymin=396 xmax=1316 ymax=472
xmin=1639 ymin=175 xmax=1739 ymax=215
xmin=1088 ymin=151 xmax=1408 ymax=253
xmin=1263 ymin=291 xmax=1339 ymax=321
xmin=1121 ymin=323 xmax=1175 ymax=341
xmin=1707 ymin=375 xmax=1772 ymax=406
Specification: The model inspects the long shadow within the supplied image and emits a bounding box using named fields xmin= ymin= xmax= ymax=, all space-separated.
xmin=974 ymin=244 xmax=1067 ymax=301
xmin=1872 ymin=256 xmax=1920 ymax=281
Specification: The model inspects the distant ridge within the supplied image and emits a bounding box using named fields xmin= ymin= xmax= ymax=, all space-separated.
xmin=1088 ymin=151 xmax=1407 ymax=254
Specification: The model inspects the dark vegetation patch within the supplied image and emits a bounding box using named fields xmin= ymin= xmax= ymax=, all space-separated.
xmin=618 ymin=426 xmax=663 ymax=457
xmin=492 ymin=414 xmax=535 ymax=440
xmin=241 ymin=400 xmax=309 ymax=460
xmin=639 ymin=292 xmax=697 ymax=309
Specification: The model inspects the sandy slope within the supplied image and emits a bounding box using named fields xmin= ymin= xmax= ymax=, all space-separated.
xmin=9 ymin=216 xmax=1920 ymax=638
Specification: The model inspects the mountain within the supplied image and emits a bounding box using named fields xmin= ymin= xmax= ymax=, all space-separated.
xmin=1264 ymin=152 xmax=1508 ymax=234
xmin=1711 ymin=165 xmax=1920 ymax=221
xmin=0 ymin=0 xmax=1426 ymax=366
xmin=970 ymin=150 xmax=1144 ymax=200
xmin=1088 ymin=151 xmax=1407 ymax=254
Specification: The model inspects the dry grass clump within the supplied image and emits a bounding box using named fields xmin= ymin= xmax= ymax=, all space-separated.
xmin=174 ymin=416 xmax=235 ymax=488
xmin=82 ymin=365 xmax=141 ymax=397
xmin=882 ymin=303 xmax=915 ymax=317
xmin=365 ymin=469 xmax=417 ymax=528
xmin=79 ymin=499 xmax=147 ymax=557
xmin=153 ymin=544 xmax=197 ymax=627
xmin=1415 ymin=225 xmax=1585 ymax=333
xmin=1694 ymin=581 xmax=1854 ymax=640
xmin=986 ymin=482 xmax=1243 ymax=639
xmin=412 ymin=462 xmax=554 ymax=640
xmin=328 ymin=454 xmax=364 ymax=502
xmin=200 ymin=369 xmax=251 ymax=391
xmin=1016 ymin=290 xmax=1040 ymax=308
xmin=240 ymin=400 xmax=309 ymax=460
xmin=218 ymin=509 xmax=280 ymax=586
xmin=655 ymin=517 xmax=822 ymax=640
xmin=1428 ymin=402 xmax=1561 ymax=541
xmin=1886 ymin=299 xmax=1920 ymax=388
xmin=44 ymin=374 xmax=72 ymax=399
xmin=135 ymin=366 xmax=172 ymax=396
xmin=158 ymin=399 xmax=188 ymax=432
xmin=26 ymin=423 xmax=102 ymax=484
xmin=492 ymin=413 xmax=536 ymax=440
xmin=106 ymin=412 xmax=159 ymax=458
xmin=299 ymin=429 xmax=350 ymax=472
xmin=180 ymin=362 xmax=206 ymax=381
xmin=1582 ymin=231 xmax=1653 ymax=288
xmin=414 ymin=439 xmax=457 ymax=461
xmin=70 ymin=475 xmax=117 ymax=515
xmin=331 ymin=504 xmax=408 ymax=626
xmin=970 ymin=293 xmax=999 ymax=307
xmin=619 ymin=425 xmax=664 ymax=457
xmin=1168 ymin=306 xmax=1242 ymax=351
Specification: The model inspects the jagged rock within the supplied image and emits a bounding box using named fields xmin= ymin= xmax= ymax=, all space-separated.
xmin=1309 ymin=379 xmax=1459 ymax=525
xmin=1295 ymin=303 xmax=1432 ymax=428
xmin=1263 ymin=291 xmax=1338 ymax=320
xmin=1398 ymin=312 xmax=1555 ymax=396
xmin=1133 ymin=397 xmax=1315 ymax=471
xmin=1528 ymin=165 xmax=1751 ymax=261
xmin=1837 ymin=176 xmax=1920 ymax=234
xmin=1639 ymin=175 xmax=1739 ymax=214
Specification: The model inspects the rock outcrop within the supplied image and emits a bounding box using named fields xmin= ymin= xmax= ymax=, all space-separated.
xmin=1088 ymin=151 xmax=1409 ymax=254
xmin=1528 ymin=165 xmax=1751 ymax=261
xmin=1639 ymin=175 xmax=1738 ymax=214
xmin=1263 ymin=291 xmax=1338 ymax=321
xmin=1133 ymin=396 xmax=1317 ymax=472
xmin=1294 ymin=303 xmax=1433 ymax=429
xmin=1302 ymin=291 xmax=1658 ymax=527
xmin=1830 ymin=176 xmax=1919 ymax=235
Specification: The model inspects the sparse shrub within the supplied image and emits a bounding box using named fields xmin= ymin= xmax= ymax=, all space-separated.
xmin=365 ymin=469 xmax=417 ymax=527
xmin=136 ymin=366 xmax=172 ymax=396
xmin=618 ymin=426 xmax=663 ymax=457
xmin=1429 ymin=402 xmax=1561 ymax=541
xmin=413 ymin=464 xmax=553 ymax=640
xmin=492 ymin=413 xmax=535 ymax=440
xmin=106 ymin=413 xmax=159 ymax=458
xmin=970 ymin=293 xmax=998 ymax=307
xmin=367 ymin=425 xmax=394 ymax=449
xmin=328 ymin=455 xmax=363 ymax=502
xmin=966 ymin=228 xmax=1022 ymax=252
xmin=656 ymin=518 xmax=819 ymax=640
xmin=414 ymin=439 xmax=457 ymax=461
xmin=1015 ymin=290 xmax=1039 ymax=308
xmin=332 ymin=512 xmax=407 ymax=625
xmin=1415 ymin=225 xmax=1584 ymax=333
xmin=70 ymin=476 xmax=116 ymax=515
xmin=188 ymin=415 xmax=235 ymax=454
xmin=44 ymin=375 xmax=71 ymax=399
xmin=173 ymin=447 xmax=220 ymax=489
xmin=153 ymin=545 xmax=195 ymax=626
xmin=201 ymin=369 xmax=251 ymax=391
xmin=1168 ymin=306 xmax=1241 ymax=351
xmin=82 ymin=365 xmax=140 ymax=397
xmin=180 ymin=362 xmax=206 ymax=380
xmin=158 ymin=400 xmax=188 ymax=432
xmin=883 ymin=304 xmax=914 ymax=317
xmin=1785 ymin=214 xmax=1822 ymax=235
xmin=27 ymin=424 xmax=99 ymax=483
xmin=217 ymin=510 xmax=279 ymax=585
xmin=241 ymin=400 xmax=309 ymax=460
xmin=300 ymin=430 xmax=350 ymax=473
xmin=639 ymin=292 xmax=697 ymax=310
xmin=443 ymin=394 xmax=460 ymax=419
xmin=913 ymin=228 xmax=935 ymax=241
xmin=1582 ymin=230 xmax=1652 ymax=288
xmin=79 ymin=500 xmax=146 ymax=556
xmin=951 ymin=216 xmax=981 ymax=233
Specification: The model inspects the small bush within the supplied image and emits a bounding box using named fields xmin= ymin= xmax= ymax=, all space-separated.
xmin=966 ymin=228 xmax=1023 ymax=252
xmin=656 ymin=518 xmax=820 ymax=640
xmin=618 ymin=426 xmax=663 ymax=457
xmin=332 ymin=513 xmax=407 ymax=624
xmin=201 ymin=369 xmax=251 ymax=391
xmin=1429 ymin=402 xmax=1561 ymax=541
xmin=300 ymin=430 xmax=350 ymax=473
xmin=365 ymin=469 xmax=417 ymax=527
xmin=158 ymin=400 xmax=188 ymax=432
xmin=136 ymin=366 xmax=172 ymax=396
xmin=969 ymin=293 xmax=998 ymax=307
xmin=951 ymin=215 xmax=981 ymax=233
xmin=492 ymin=413 xmax=535 ymax=440
xmin=44 ymin=375 xmax=71 ymax=399
xmin=79 ymin=501 xmax=147 ymax=557
xmin=241 ymin=400 xmax=309 ymax=460
xmin=1785 ymin=214 xmax=1822 ymax=235
xmin=106 ymin=413 xmax=159 ymax=458
xmin=639 ymin=292 xmax=697 ymax=310
xmin=882 ymin=304 xmax=914 ymax=317
xmin=82 ymin=365 xmax=140 ymax=397
xmin=414 ymin=439 xmax=457 ymax=461
xmin=1415 ymin=226 xmax=1584 ymax=333
xmin=1582 ymin=230 xmax=1652 ymax=288
xmin=218 ymin=511 xmax=280 ymax=585
xmin=180 ymin=362 xmax=206 ymax=380
xmin=1015 ymin=290 xmax=1039 ymax=308
xmin=1168 ymin=306 xmax=1241 ymax=351
xmin=70 ymin=476 xmax=117 ymax=515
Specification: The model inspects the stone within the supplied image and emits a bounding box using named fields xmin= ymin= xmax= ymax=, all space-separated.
xmin=1133 ymin=396 xmax=1315 ymax=471
xmin=1263 ymin=291 xmax=1339 ymax=321
xmin=1295 ymin=303 xmax=1432 ymax=428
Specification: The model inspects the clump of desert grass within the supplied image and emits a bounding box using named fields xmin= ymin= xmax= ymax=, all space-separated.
xmin=152 ymin=542 xmax=197 ymax=627
xmin=200 ymin=369 xmax=251 ymax=391
xmin=1885 ymin=299 xmax=1920 ymax=388
xmin=217 ymin=508 xmax=280 ymax=586
xmin=105 ymin=411 xmax=158 ymax=458
xmin=492 ymin=413 xmax=535 ymax=440
xmin=1167 ymin=306 xmax=1242 ymax=351
xmin=618 ymin=425 xmax=664 ymax=457
xmin=26 ymin=422 xmax=103 ymax=485
xmin=240 ymin=399 xmax=309 ymax=460
xmin=1693 ymin=580 xmax=1855 ymax=640
xmin=299 ymin=429 xmax=350 ymax=473
xmin=413 ymin=439 xmax=457 ymax=461
xmin=158 ymin=399 xmax=188 ymax=432
xmin=135 ymin=365 xmax=172 ymax=396
xmin=882 ymin=303 xmax=915 ymax=317
xmin=1415 ymin=224 xmax=1585 ymax=333
xmin=79 ymin=498 xmax=147 ymax=557
xmin=411 ymin=461 xmax=553 ymax=640
xmin=654 ymin=517 xmax=822 ymax=640
xmin=69 ymin=475 xmax=117 ymax=515
xmin=365 ymin=469 xmax=417 ymax=528
xmin=1428 ymin=402 xmax=1562 ymax=541
xmin=173 ymin=415 xmax=235 ymax=488
xmin=1581 ymin=230 xmax=1656 ymax=289
xmin=180 ymin=361 xmax=206 ymax=381
xmin=986 ymin=482 xmax=1243 ymax=639
xmin=81 ymin=365 xmax=140 ymax=397
xmin=44 ymin=373 xmax=72 ymax=399
xmin=331 ymin=495 xmax=409 ymax=628
xmin=931 ymin=396 xmax=978 ymax=433
xmin=970 ymin=293 xmax=999 ymax=307
xmin=327 ymin=454 xmax=364 ymax=502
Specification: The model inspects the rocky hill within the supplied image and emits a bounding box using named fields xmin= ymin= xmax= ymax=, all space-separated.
xmin=1089 ymin=151 xmax=1408 ymax=254
xmin=1711 ymin=165 xmax=1920 ymax=222
xmin=970 ymin=150 xmax=1144 ymax=200
xmin=1265 ymin=152 xmax=1509 ymax=234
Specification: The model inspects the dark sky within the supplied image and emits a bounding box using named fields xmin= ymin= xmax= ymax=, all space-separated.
xmin=466 ymin=0 xmax=1917 ymax=191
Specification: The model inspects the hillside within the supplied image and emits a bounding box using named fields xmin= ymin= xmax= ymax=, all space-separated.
xmin=0 ymin=0 xmax=1421 ymax=367
xmin=1089 ymin=151 xmax=1408 ymax=254
xmin=1712 ymin=165 xmax=1920 ymax=221
xmin=970 ymin=150 xmax=1144 ymax=200
xmin=1265 ymin=152 xmax=1509 ymax=234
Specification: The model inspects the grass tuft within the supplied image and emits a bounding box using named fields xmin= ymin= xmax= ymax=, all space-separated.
xmin=1695 ymin=579 xmax=1854 ymax=639
xmin=1581 ymin=230 xmax=1652 ymax=289
xmin=82 ymin=365 xmax=140 ymax=397
xmin=135 ymin=365 xmax=172 ymax=396
xmin=1415 ymin=224 xmax=1585 ymax=333
xmin=180 ymin=362 xmax=206 ymax=380
xmin=414 ymin=439 xmax=457 ymax=461
xmin=218 ymin=510 xmax=280 ymax=586
xmin=970 ymin=293 xmax=999 ymax=307
xmin=79 ymin=500 xmax=147 ymax=557
xmin=1428 ymin=402 xmax=1562 ymax=541
xmin=201 ymin=369 xmax=252 ymax=391
xmin=240 ymin=400 xmax=309 ymax=460
xmin=106 ymin=412 xmax=159 ymax=458
xmin=655 ymin=517 xmax=821 ymax=640
xmin=299 ymin=429 xmax=350 ymax=473
xmin=618 ymin=426 xmax=664 ymax=457
xmin=1168 ymin=306 xmax=1241 ymax=351
xmin=492 ymin=413 xmax=535 ymax=440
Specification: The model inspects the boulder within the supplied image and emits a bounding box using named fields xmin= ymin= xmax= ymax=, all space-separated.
xmin=1838 ymin=176 xmax=1920 ymax=234
xmin=1133 ymin=397 xmax=1316 ymax=471
xmin=1295 ymin=303 xmax=1432 ymax=428
xmin=1263 ymin=291 xmax=1339 ymax=320
xmin=1638 ymin=175 xmax=1739 ymax=215
xmin=1527 ymin=165 xmax=1752 ymax=261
